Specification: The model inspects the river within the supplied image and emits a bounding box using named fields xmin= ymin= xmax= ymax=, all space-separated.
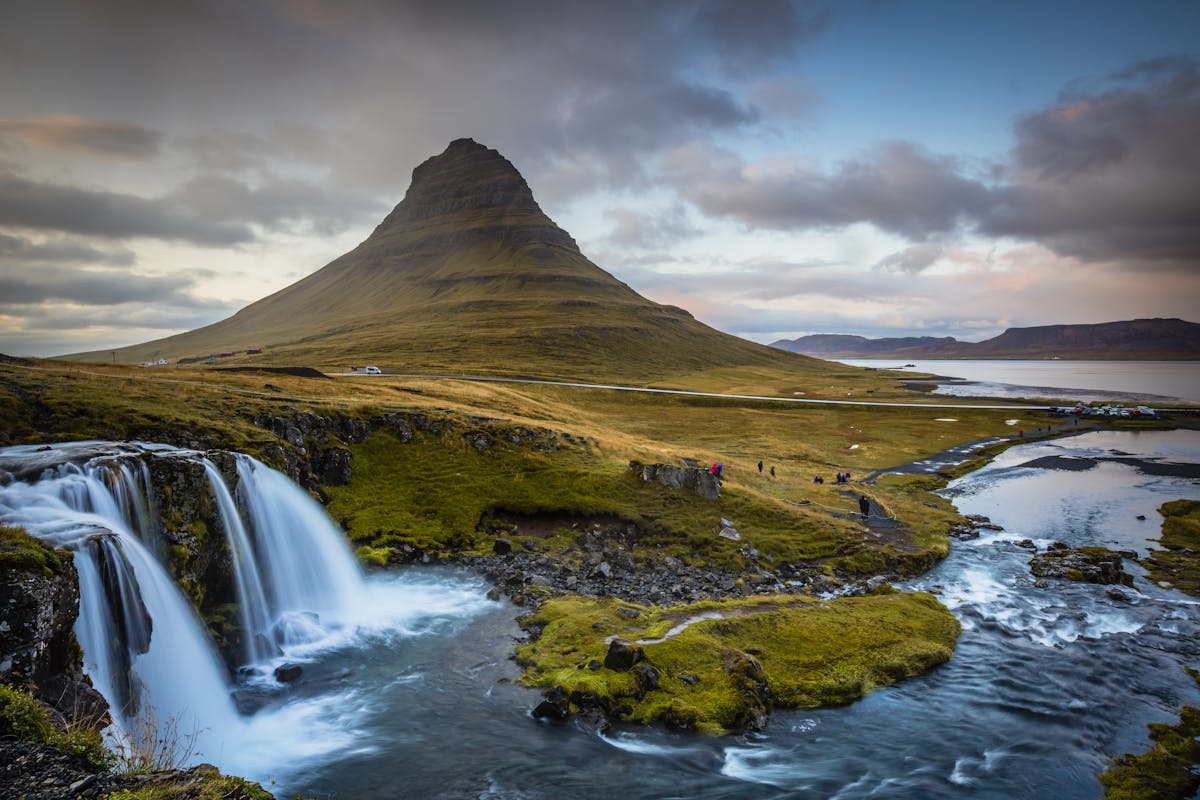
xmin=836 ymin=359 xmax=1200 ymax=404
xmin=3 ymin=431 xmax=1199 ymax=798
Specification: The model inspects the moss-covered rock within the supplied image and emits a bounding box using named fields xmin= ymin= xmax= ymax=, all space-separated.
xmin=1029 ymin=545 xmax=1132 ymax=586
xmin=0 ymin=527 xmax=81 ymax=687
xmin=517 ymin=591 xmax=960 ymax=734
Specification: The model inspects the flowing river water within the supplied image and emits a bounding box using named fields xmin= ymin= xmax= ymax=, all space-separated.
xmin=2 ymin=430 xmax=1198 ymax=798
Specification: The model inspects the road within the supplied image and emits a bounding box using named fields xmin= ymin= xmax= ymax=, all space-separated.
xmin=336 ymin=372 xmax=1053 ymax=410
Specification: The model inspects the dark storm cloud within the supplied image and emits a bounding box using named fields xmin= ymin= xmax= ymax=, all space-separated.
xmin=0 ymin=116 xmax=163 ymax=158
xmin=0 ymin=1 xmax=833 ymax=213
xmin=980 ymin=57 xmax=1200 ymax=268
xmin=0 ymin=172 xmax=253 ymax=246
xmin=666 ymin=140 xmax=990 ymax=239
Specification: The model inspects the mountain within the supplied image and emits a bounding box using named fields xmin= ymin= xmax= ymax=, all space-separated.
xmin=68 ymin=139 xmax=818 ymax=381
xmin=771 ymin=318 xmax=1200 ymax=360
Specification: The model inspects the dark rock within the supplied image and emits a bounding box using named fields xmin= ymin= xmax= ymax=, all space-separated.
xmin=486 ymin=587 xmax=502 ymax=601
xmin=1015 ymin=539 xmax=1037 ymax=550
xmin=274 ymin=664 xmax=303 ymax=683
xmin=632 ymin=663 xmax=660 ymax=695
xmin=678 ymin=672 xmax=700 ymax=686
xmin=532 ymin=685 xmax=570 ymax=720
xmin=630 ymin=461 xmax=720 ymax=500
xmin=493 ymin=537 xmax=513 ymax=556
xmin=1136 ymin=514 xmax=1146 ymax=521
xmin=38 ymin=675 xmax=109 ymax=728
xmin=587 ymin=659 xmax=602 ymax=671
xmin=603 ymin=639 xmax=643 ymax=671
xmin=314 ymin=447 xmax=353 ymax=485
xmin=616 ymin=606 xmax=641 ymax=619
xmin=464 ymin=432 xmax=492 ymax=452
xmin=1107 ymin=587 xmax=1131 ymax=602
xmin=0 ymin=556 xmax=81 ymax=688
xmin=1030 ymin=546 xmax=1129 ymax=586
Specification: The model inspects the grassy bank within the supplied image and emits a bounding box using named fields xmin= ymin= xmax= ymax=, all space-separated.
xmin=1141 ymin=500 xmax=1200 ymax=596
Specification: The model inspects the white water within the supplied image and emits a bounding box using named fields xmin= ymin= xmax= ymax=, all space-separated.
xmin=0 ymin=442 xmax=492 ymax=784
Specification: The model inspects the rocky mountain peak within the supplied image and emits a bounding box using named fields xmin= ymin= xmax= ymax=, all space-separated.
xmin=374 ymin=137 xmax=548 ymax=232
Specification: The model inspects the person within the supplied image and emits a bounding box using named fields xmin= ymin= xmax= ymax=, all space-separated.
xmin=769 ymin=466 xmax=775 ymax=478
xmin=716 ymin=463 xmax=724 ymax=478
xmin=859 ymin=494 xmax=870 ymax=520
xmin=757 ymin=460 xmax=763 ymax=473
xmin=710 ymin=463 xmax=718 ymax=476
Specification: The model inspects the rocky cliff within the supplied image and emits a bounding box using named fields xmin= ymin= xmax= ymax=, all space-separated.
xmin=0 ymin=527 xmax=108 ymax=728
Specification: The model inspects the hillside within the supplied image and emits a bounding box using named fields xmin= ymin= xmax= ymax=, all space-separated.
xmin=772 ymin=318 xmax=1200 ymax=360
xmin=67 ymin=139 xmax=825 ymax=383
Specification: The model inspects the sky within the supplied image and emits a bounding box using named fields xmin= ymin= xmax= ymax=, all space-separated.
xmin=1 ymin=0 xmax=1198 ymax=356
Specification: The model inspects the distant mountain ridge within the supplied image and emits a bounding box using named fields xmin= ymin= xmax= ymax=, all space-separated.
xmin=771 ymin=319 xmax=1200 ymax=360
xmin=66 ymin=138 xmax=820 ymax=381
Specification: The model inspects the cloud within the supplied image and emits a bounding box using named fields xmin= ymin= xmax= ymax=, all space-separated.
xmin=0 ymin=233 xmax=135 ymax=266
xmin=664 ymin=140 xmax=992 ymax=239
xmin=0 ymin=115 xmax=162 ymax=158
xmin=0 ymin=171 xmax=253 ymax=246
xmin=168 ymin=173 xmax=386 ymax=236
xmin=874 ymin=243 xmax=945 ymax=274
xmin=601 ymin=204 xmax=699 ymax=249
xmin=980 ymin=56 xmax=1200 ymax=268
xmin=0 ymin=264 xmax=225 ymax=307
xmin=663 ymin=57 xmax=1200 ymax=272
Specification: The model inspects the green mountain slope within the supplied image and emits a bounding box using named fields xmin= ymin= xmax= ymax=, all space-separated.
xmin=69 ymin=139 xmax=821 ymax=382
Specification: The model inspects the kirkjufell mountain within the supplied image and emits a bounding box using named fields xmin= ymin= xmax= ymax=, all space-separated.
xmin=70 ymin=139 xmax=817 ymax=381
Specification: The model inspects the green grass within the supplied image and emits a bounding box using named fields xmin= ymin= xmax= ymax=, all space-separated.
xmin=1101 ymin=669 xmax=1200 ymax=800
xmin=0 ymin=682 xmax=112 ymax=771
xmin=0 ymin=525 xmax=70 ymax=577
xmin=1141 ymin=500 xmax=1200 ymax=596
xmin=516 ymin=591 xmax=960 ymax=734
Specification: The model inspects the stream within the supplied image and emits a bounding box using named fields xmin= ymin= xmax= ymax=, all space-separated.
xmin=2 ymin=430 xmax=1198 ymax=798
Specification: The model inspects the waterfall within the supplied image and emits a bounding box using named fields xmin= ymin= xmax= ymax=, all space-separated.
xmin=0 ymin=442 xmax=376 ymax=770
xmin=0 ymin=452 xmax=242 ymax=761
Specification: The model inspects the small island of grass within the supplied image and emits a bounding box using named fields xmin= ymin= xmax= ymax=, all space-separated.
xmin=516 ymin=590 xmax=960 ymax=734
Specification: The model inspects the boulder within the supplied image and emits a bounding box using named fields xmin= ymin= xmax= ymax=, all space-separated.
xmin=629 ymin=461 xmax=720 ymax=500
xmin=603 ymin=639 xmax=644 ymax=671
xmin=274 ymin=664 xmax=303 ymax=683
xmin=532 ymin=685 xmax=570 ymax=720
xmin=632 ymin=663 xmax=660 ymax=695
xmin=492 ymin=537 xmax=513 ymax=556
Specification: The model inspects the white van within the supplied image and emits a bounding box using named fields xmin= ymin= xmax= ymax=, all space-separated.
xmin=364 ymin=366 xmax=382 ymax=375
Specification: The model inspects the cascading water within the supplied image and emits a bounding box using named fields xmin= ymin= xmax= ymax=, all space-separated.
xmin=230 ymin=454 xmax=368 ymax=650
xmin=0 ymin=441 xmax=491 ymax=785
xmin=0 ymin=449 xmax=242 ymax=761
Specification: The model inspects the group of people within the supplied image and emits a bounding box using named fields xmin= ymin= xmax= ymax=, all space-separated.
xmin=755 ymin=460 xmax=776 ymax=477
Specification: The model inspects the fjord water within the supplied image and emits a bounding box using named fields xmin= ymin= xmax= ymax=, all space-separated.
xmin=2 ymin=432 xmax=1198 ymax=798
xmin=837 ymin=359 xmax=1200 ymax=403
